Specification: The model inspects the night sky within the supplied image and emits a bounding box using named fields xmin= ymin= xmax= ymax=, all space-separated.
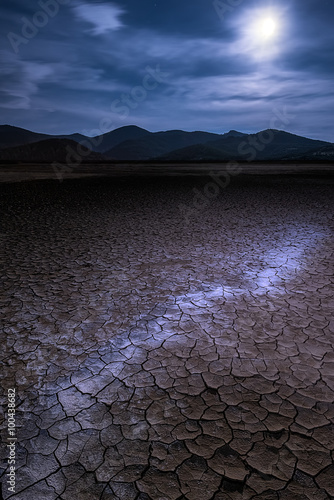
xmin=1 ymin=0 xmax=333 ymax=140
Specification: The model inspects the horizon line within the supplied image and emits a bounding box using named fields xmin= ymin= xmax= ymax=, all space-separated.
xmin=0 ymin=123 xmax=332 ymax=144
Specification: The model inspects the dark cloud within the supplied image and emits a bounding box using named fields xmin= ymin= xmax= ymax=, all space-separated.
xmin=0 ymin=0 xmax=333 ymax=140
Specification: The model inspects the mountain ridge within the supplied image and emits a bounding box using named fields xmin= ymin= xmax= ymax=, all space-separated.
xmin=0 ymin=125 xmax=333 ymax=163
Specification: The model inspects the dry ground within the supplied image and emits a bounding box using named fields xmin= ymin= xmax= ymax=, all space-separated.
xmin=1 ymin=170 xmax=334 ymax=499
xmin=0 ymin=162 xmax=333 ymax=183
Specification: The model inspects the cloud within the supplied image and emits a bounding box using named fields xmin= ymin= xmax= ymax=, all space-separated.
xmin=0 ymin=50 xmax=54 ymax=109
xmin=1 ymin=0 xmax=334 ymax=141
xmin=72 ymin=3 xmax=125 ymax=35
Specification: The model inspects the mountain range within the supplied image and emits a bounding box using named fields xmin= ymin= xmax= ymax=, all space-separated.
xmin=0 ymin=124 xmax=333 ymax=163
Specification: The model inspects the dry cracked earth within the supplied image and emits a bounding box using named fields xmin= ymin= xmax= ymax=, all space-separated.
xmin=0 ymin=174 xmax=334 ymax=500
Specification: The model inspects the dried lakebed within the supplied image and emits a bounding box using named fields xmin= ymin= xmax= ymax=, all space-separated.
xmin=1 ymin=175 xmax=334 ymax=499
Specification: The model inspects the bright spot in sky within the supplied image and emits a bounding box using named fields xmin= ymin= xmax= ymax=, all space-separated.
xmin=235 ymin=8 xmax=284 ymax=60
xmin=253 ymin=14 xmax=279 ymax=43
xmin=260 ymin=17 xmax=277 ymax=38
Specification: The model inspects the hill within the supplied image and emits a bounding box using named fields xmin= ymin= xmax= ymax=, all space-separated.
xmin=104 ymin=130 xmax=223 ymax=160
xmin=0 ymin=139 xmax=105 ymax=163
xmin=206 ymin=130 xmax=330 ymax=161
xmin=0 ymin=125 xmax=332 ymax=163
xmin=284 ymin=143 xmax=334 ymax=162
xmin=156 ymin=143 xmax=233 ymax=162
xmin=92 ymin=125 xmax=152 ymax=153
xmin=155 ymin=130 xmax=331 ymax=162
xmin=0 ymin=124 xmax=151 ymax=154
xmin=0 ymin=125 xmax=50 ymax=149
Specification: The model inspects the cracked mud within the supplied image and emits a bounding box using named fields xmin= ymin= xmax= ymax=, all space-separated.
xmin=1 ymin=175 xmax=334 ymax=499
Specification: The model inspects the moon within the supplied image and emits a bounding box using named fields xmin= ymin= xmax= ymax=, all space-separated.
xmin=235 ymin=7 xmax=284 ymax=60
xmin=260 ymin=17 xmax=277 ymax=39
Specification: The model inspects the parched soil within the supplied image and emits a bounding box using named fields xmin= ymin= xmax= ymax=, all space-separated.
xmin=1 ymin=174 xmax=334 ymax=499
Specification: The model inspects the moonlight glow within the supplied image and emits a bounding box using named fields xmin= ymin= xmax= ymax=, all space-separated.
xmin=236 ymin=8 xmax=283 ymax=60
xmin=260 ymin=17 xmax=277 ymax=38
xmin=253 ymin=14 xmax=280 ymax=43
